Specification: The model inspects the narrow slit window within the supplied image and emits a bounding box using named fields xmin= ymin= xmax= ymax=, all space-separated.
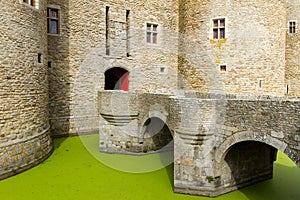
xmin=259 ymin=80 xmax=263 ymax=88
xmin=47 ymin=8 xmax=59 ymax=34
xmin=38 ymin=53 xmax=42 ymax=63
xmin=146 ymin=23 xmax=158 ymax=44
xmin=213 ymin=18 xmax=225 ymax=39
xmin=106 ymin=6 xmax=110 ymax=55
xmin=126 ymin=10 xmax=130 ymax=57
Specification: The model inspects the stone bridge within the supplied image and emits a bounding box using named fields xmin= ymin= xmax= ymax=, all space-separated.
xmin=98 ymin=91 xmax=300 ymax=197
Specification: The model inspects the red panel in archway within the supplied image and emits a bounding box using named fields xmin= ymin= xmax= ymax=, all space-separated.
xmin=121 ymin=73 xmax=129 ymax=91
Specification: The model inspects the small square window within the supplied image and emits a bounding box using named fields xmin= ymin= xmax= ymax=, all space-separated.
xmin=220 ymin=65 xmax=226 ymax=72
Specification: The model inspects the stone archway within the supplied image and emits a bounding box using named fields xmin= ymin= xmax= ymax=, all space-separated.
xmin=215 ymin=131 xmax=288 ymax=163
xmin=213 ymin=131 xmax=290 ymax=194
xmin=141 ymin=117 xmax=173 ymax=152
xmin=221 ymin=141 xmax=277 ymax=190
xmin=104 ymin=67 xmax=129 ymax=91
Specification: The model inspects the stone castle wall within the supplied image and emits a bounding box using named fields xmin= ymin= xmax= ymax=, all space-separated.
xmin=179 ymin=0 xmax=286 ymax=95
xmin=286 ymin=0 xmax=300 ymax=96
xmin=0 ymin=0 xmax=53 ymax=178
xmin=1 ymin=0 xmax=300 ymax=185
xmin=47 ymin=0 xmax=299 ymax=136
xmin=48 ymin=0 xmax=179 ymax=136
xmin=47 ymin=0 xmax=71 ymax=136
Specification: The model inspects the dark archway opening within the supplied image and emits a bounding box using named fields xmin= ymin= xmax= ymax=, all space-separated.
xmin=142 ymin=117 xmax=173 ymax=152
xmin=104 ymin=67 xmax=129 ymax=91
xmin=224 ymin=141 xmax=277 ymax=189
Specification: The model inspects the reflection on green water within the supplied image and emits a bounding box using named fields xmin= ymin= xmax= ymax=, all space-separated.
xmin=0 ymin=135 xmax=299 ymax=200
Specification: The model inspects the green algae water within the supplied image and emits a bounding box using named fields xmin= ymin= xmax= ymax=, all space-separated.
xmin=0 ymin=135 xmax=300 ymax=200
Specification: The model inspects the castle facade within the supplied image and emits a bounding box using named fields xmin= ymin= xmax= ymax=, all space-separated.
xmin=0 ymin=0 xmax=300 ymax=195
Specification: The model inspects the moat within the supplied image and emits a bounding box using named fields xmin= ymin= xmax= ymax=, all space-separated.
xmin=0 ymin=135 xmax=299 ymax=200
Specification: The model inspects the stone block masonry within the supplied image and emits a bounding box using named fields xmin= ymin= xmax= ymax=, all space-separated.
xmin=98 ymin=90 xmax=300 ymax=196
xmin=286 ymin=0 xmax=300 ymax=96
xmin=0 ymin=0 xmax=52 ymax=179
xmin=48 ymin=0 xmax=179 ymax=136
xmin=1 ymin=0 xmax=300 ymax=197
xmin=47 ymin=0 xmax=299 ymax=137
xmin=0 ymin=128 xmax=53 ymax=179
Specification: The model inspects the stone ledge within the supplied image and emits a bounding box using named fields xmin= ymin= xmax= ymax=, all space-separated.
xmin=0 ymin=126 xmax=50 ymax=148
xmin=0 ymin=128 xmax=53 ymax=180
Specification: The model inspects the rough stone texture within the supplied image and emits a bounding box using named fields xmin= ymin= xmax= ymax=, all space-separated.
xmin=46 ymin=0 xmax=179 ymax=136
xmin=0 ymin=128 xmax=53 ymax=179
xmin=2 ymin=0 xmax=300 ymax=197
xmin=0 ymin=0 xmax=52 ymax=179
xmin=45 ymin=0 xmax=298 ymax=136
xmin=179 ymin=0 xmax=286 ymax=95
xmin=286 ymin=0 xmax=300 ymax=96
xmin=98 ymin=91 xmax=173 ymax=153
xmin=98 ymin=90 xmax=300 ymax=196
xmin=48 ymin=0 xmax=71 ymax=136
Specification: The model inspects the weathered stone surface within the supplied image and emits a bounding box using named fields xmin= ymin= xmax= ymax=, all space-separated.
xmin=0 ymin=0 xmax=52 ymax=179
xmin=1 ymin=0 xmax=300 ymax=197
xmin=98 ymin=91 xmax=300 ymax=197
xmin=286 ymin=0 xmax=300 ymax=96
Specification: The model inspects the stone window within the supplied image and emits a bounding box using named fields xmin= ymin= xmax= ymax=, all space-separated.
xmin=105 ymin=6 xmax=110 ymax=55
xmin=47 ymin=8 xmax=59 ymax=34
xmin=22 ymin=0 xmax=35 ymax=7
xmin=258 ymin=79 xmax=263 ymax=89
xmin=126 ymin=10 xmax=130 ymax=57
xmin=213 ymin=18 xmax=225 ymax=39
xmin=21 ymin=0 xmax=39 ymax=9
xmin=38 ymin=53 xmax=42 ymax=63
xmin=288 ymin=20 xmax=297 ymax=34
xmin=146 ymin=23 xmax=158 ymax=44
xmin=220 ymin=65 xmax=226 ymax=72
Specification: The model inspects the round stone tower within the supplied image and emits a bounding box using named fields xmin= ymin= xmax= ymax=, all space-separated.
xmin=286 ymin=0 xmax=300 ymax=96
xmin=0 ymin=0 xmax=52 ymax=179
xmin=179 ymin=0 xmax=286 ymax=95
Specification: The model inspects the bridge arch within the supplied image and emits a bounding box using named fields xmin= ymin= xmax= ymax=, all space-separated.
xmin=215 ymin=131 xmax=288 ymax=163
xmin=140 ymin=117 xmax=173 ymax=151
xmin=220 ymin=140 xmax=278 ymax=190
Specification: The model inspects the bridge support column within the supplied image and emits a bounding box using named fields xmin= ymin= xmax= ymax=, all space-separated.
xmin=173 ymin=128 xmax=219 ymax=197
xmin=172 ymin=98 xmax=219 ymax=197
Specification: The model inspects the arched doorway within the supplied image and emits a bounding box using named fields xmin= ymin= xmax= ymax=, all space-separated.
xmin=104 ymin=67 xmax=129 ymax=91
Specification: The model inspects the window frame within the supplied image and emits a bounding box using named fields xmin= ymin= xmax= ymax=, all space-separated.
xmin=47 ymin=7 xmax=60 ymax=35
xmin=21 ymin=0 xmax=38 ymax=9
xmin=146 ymin=23 xmax=158 ymax=44
xmin=212 ymin=18 xmax=226 ymax=39
xmin=220 ymin=65 xmax=227 ymax=72
xmin=288 ymin=20 xmax=297 ymax=34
